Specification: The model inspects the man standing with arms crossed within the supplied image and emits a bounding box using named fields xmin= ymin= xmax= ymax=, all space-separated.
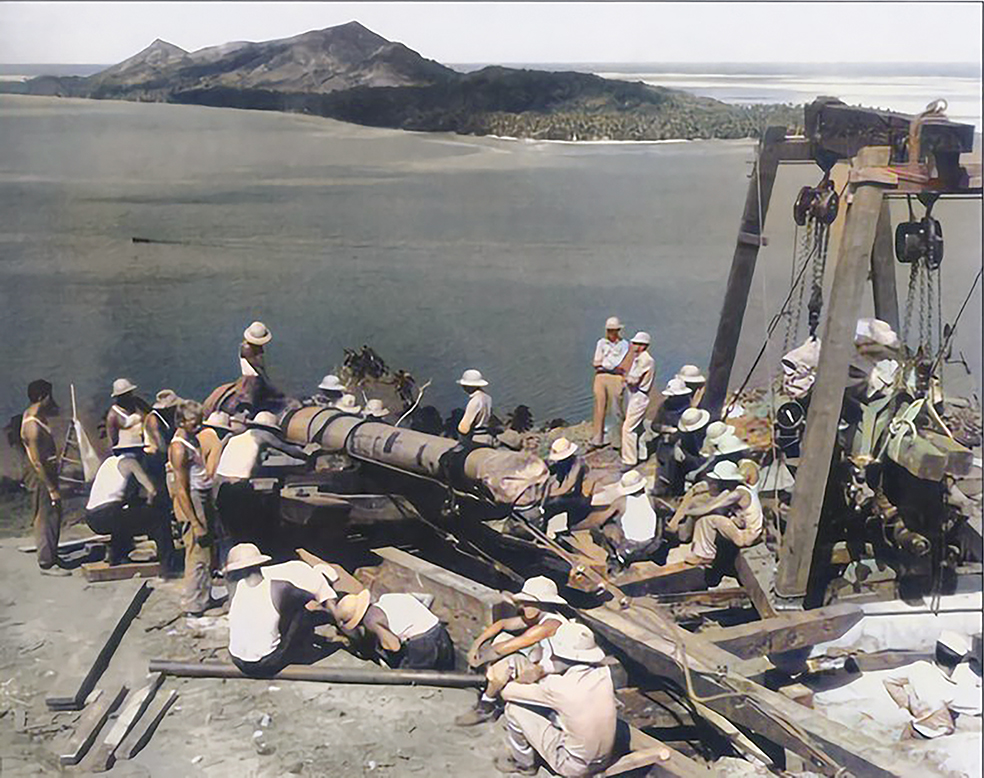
xmin=20 ymin=380 xmax=68 ymax=575
xmin=590 ymin=317 xmax=629 ymax=451
xmin=621 ymin=332 xmax=655 ymax=470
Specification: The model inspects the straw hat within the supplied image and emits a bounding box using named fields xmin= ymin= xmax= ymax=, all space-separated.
xmin=364 ymin=399 xmax=391 ymax=418
xmin=605 ymin=316 xmax=623 ymax=331
xmin=243 ymin=321 xmax=272 ymax=346
xmin=707 ymin=460 xmax=745 ymax=483
xmin=204 ymin=411 xmax=233 ymax=431
xmin=619 ymin=469 xmax=647 ymax=495
xmin=336 ymin=394 xmax=362 ymax=414
xmin=510 ymin=576 xmax=566 ymax=605
xmin=457 ymin=369 xmax=489 ymax=388
xmin=318 ymin=374 xmax=345 ymax=392
xmin=111 ymin=378 xmax=138 ymax=397
xmin=630 ymin=331 xmax=651 ymax=346
xmin=737 ymin=459 xmax=760 ymax=487
xmin=248 ymin=411 xmax=281 ymax=432
xmin=676 ymin=365 xmax=706 ymax=385
xmin=715 ymin=434 xmax=750 ymax=456
xmin=224 ymin=543 xmax=272 ymax=573
xmin=548 ymin=622 xmax=605 ymax=664
xmin=548 ymin=437 xmax=578 ymax=462
xmin=335 ymin=589 xmax=371 ymax=631
xmin=704 ymin=421 xmax=736 ymax=442
xmin=153 ymin=389 xmax=180 ymax=409
xmin=662 ymin=377 xmax=692 ymax=397
xmin=678 ymin=407 xmax=711 ymax=433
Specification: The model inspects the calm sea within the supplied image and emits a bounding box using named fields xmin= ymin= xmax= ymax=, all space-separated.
xmin=0 ymin=63 xmax=981 ymax=430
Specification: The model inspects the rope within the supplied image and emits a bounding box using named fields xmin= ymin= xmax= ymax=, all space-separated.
xmin=932 ymin=266 xmax=982 ymax=374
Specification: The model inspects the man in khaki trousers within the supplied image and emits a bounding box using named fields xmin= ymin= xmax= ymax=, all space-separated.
xmin=621 ymin=332 xmax=655 ymax=469
xmin=590 ymin=317 xmax=629 ymax=450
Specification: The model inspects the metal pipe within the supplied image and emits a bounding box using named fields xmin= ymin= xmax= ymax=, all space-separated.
xmin=149 ymin=661 xmax=485 ymax=688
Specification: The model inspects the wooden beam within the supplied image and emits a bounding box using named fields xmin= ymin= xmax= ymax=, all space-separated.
xmin=703 ymin=125 xmax=788 ymax=418
xmin=604 ymin=726 xmax=710 ymax=777
xmin=58 ymin=686 xmax=128 ymax=766
xmin=46 ymin=581 xmax=152 ymax=711
xmin=81 ymin=561 xmax=161 ymax=582
xmin=870 ymin=197 xmax=900 ymax=331
xmin=734 ymin=546 xmax=777 ymax=618
xmin=777 ymin=147 xmax=890 ymax=599
xmin=85 ymin=674 xmax=165 ymax=772
xmin=699 ymin=603 xmax=864 ymax=659
xmin=116 ymin=689 xmax=178 ymax=761
xmin=17 ymin=534 xmax=110 ymax=553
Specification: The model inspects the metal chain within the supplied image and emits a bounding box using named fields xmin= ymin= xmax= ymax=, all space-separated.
xmin=919 ymin=260 xmax=929 ymax=353
xmin=783 ymin=220 xmax=812 ymax=353
xmin=902 ymin=261 xmax=919 ymax=346
xmin=926 ymin=265 xmax=936 ymax=354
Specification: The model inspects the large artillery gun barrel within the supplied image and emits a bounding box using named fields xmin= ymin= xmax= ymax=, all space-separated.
xmin=284 ymin=406 xmax=546 ymax=506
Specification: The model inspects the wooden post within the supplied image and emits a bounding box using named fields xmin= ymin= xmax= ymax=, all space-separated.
xmin=702 ymin=126 xmax=788 ymax=418
xmin=776 ymin=147 xmax=890 ymax=599
xmin=870 ymin=198 xmax=900 ymax=331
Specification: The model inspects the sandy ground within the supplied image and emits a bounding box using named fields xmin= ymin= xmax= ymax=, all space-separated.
xmin=0 ymin=527 xmax=511 ymax=778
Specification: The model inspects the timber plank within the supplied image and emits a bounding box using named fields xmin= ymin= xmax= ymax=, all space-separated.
xmin=46 ymin=581 xmax=152 ymax=711
xmin=699 ymin=603 xmax=864 ymax=659
xmin=59 ymin=686 xmax=128 ymax=766
xmin=84 ymin=674 xmax=165 ymax=772
xmin=116 ymin=689 xmax=178 ymax=761
xmin=296 ymin=547 xmax=365 ymax=594
xmin=603 ymin=726 xmax=710 ymax=777
xmin=734 ymin=545 xmax=777 ymax=618
xmin=82 ymin=560 xmax=161 ymax=582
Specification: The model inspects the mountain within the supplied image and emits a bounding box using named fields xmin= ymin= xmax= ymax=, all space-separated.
xmin=1 ymin=22 xmax=802 ymax=140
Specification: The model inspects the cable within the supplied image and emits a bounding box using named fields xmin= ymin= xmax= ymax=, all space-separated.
xmin=932 ymin=266 xmax=982 ymax=375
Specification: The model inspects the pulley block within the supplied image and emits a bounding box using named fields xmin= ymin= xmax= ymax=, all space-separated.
xmin=793 ymin=180 xmax=839 ymax=226
xmin=895 ymin=216 xmax=944 ymax=268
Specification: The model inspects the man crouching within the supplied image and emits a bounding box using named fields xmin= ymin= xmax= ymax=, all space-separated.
xmin=497 ymin=622 xmax=616 ymax=776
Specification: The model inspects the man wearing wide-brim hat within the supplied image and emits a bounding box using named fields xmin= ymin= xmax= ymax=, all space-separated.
xmin=456 ymin=369 xmax=494 ymax=445
xmin=232 ymin=320 xmax=282 ymax=411
xmin=456 ymin=576 xmax=573 ymax=727
xmin=621 ymin=332 xmax=656 ymax=470
xmin=541 ymin=438 xmax=594 ymax=533
xmin=143 ymin=388 xmax=182 ymax=456
xmin=676 ymin=364 xmax=707 ymax=407
xmin=105 ymin=377 xmax=151 ymax=448
xmin=363 ymin=398 xmax=392 ymax=419
xmin=591 ymin=469 xmax=661 ymax=570
xmin=331 ymin=588 xmax=454 ymax=671
xmin=657 ymin=406 xmax=711 ymax=498
xmin=214 ymin=410 xmax=314 ymax=549
xmin=680 ymin=460 xmax=764 ymax=566
xmin=308 ymin=374 xmax=347 ymax=409
xmin=590 ymin=317 xmax=630 ymax=451
xmin=496 ymin=622 xmax=616 ymax=776
xmin=224 ymin=543 xmax=340 ymax=676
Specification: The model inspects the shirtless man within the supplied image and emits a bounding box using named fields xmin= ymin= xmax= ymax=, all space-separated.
xmin=456 ymin=576 xmax=571 ymax=726
xmin=20 ymin=380 xmax=68 ymax=575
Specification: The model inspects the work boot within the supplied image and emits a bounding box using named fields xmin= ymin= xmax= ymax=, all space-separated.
xmin=454 ymin=698 xmax=499 ymax=727
xmin=39 ymin=566 xmax=71 ymax=577
xmin=492 ymin=755 xmax=537 ymax=775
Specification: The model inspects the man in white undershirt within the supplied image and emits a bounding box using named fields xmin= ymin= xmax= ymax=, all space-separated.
xmin=593 ymin=470 xmax=660 ymax=570
xmin=621 ymin=332 xmax=656 ymax=469
xmin=590 ymin=317 xmax=630 ymax=451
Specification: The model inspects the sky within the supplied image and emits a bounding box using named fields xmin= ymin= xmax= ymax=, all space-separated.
xmin=0 ymin=1 xmax=981 ymax=65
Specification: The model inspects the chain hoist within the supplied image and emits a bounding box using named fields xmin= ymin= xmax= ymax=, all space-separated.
xmin=791 ymin=172 xmax=838 ymax=340
xmin=897 ymin=194 xmax=944 ymax=355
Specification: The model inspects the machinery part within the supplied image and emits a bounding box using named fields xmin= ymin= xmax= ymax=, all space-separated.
xmin=149 ymin=661 xmax=485 ymax=688
xmin=775 ymin=400 xmax=806 ymax=458
xmin=895 ymin=216 xmax=944 ymax=267
xmin=885 ymin=519 xmax=931 ymax=557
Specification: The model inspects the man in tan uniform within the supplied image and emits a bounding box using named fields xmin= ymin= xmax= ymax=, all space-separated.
xmin=20 ymin=380 xmax=68 ymax=575
xmin=497 ymin=622 xmax=616 ymax=776
xmin=590 ymin=317 xmax=629 ymax=450
xmin=621 ymin=332 xmax=655 ymax=469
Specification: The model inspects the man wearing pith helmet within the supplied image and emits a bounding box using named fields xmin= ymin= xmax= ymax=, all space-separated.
xmin=590 ymin=316 xmax=629 ymax=451
xmin=456 ymin=368 xmax=494 ymax=445
xmin=621 ymin=331 xmax=656 ymax=469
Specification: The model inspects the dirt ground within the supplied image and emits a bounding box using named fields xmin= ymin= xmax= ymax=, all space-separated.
xmin=0 ymin=526 xmax=512 ymax=778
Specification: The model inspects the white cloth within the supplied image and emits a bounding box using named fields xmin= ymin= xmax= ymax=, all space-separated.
xmin=624 ymin=350 xmax=655 ymax=395
xmin=375 ymin=592 xmax=440 ymax=641
xmin=215 ymin=430 xmax=264 ymax=480
xmin=782 ymin=338 xmax=821 ymax=399
xmin=734 ymin=484 xmax=763 ymax=537
xmin=619 ymin=492 xmax=657 ymax=543
xmin=240 ymin=356 xmax=259 ymax=377
xmin=593 ymin=338 xmax=629 ymax=372
xmin=86 ymin=455 xmax=129 ymax=511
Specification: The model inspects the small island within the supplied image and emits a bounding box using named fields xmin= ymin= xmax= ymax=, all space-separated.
xmin=2 ymin=21 xmax=803 ymax=141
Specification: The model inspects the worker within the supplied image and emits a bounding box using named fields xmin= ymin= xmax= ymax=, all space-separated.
xmin=657 ymin=407 xmax=711 ymax=497
xmin=332 ymin=589 xmax=455 ymax=670
xmin=168 ymin=401 xmax=218 ymax=616
xmin=335 ymin=394 xmax=362 ymax=415
xmin=590 ymin=317 xmax=629 ymax=451
xmin=700 ymin=421 xmax=750 ymax=463
xmin=214 ymin=410 xmax=312 ymax=546
xmin=232 ymin=320 xmax=279 ymax=410
xmin=225 ymin=544 xmax=340 ymax=677
xmin=456 ymin=576 xmax=571 ymax=727
xmin=591 ymin=470 xmax=660 ymax=570
xmin=363 ymin=398 xmax=392 ymax=420
xmin=105 ymin=378 xmax=149 ymax=447
xmin=496 ymin=622 xmax=616 ymax=777
xmin=621 ymin=332 xmax=655 ymax=469
xmin=85 ymin=424 xmax=178 ymax=574
xmin=683 ymin=461 xmax=763 ymax=566
xmin=308 ymin=374 xmax=347 ymax=408
xmin=20 ymin=380 xmax=68 ymax=575
xmin=676 ymin=364 xmax=707 ymax=407
xmin=655 ymin=377 xmax=693 ymax=431
xmin=143 ymin=389 xmax=180 ymax=455
xmin=457 ymin=369 xmax=494 ymax=445
xmin=541 ymin=437 xmax=593 ymax=532
xmin=197 ymin=411 xmax=233 ymax=478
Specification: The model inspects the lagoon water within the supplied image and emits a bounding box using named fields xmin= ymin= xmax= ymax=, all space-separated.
xmin=0 ymin=90 xmax=980 ymax=426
